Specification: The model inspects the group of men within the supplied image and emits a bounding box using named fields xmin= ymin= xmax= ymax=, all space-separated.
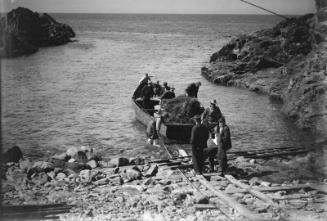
xmin=139 ymin=73 xmax=175 ymax=109
xmin=190 ymin=99 xmax=231 ymax=176
xmin=139 ymin=73 xmax=232 ymax=176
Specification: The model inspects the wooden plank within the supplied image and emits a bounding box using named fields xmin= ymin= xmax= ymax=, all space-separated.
xmin=3 ymin=204 xmax=72 ymax=212
xmin=250 ymin=150 xmax=310 ymax=158
xmin=197 ymin=176 xmax=268 ymax=221
xmin=225 ymin=175 xmax=278 ymax=207
xmin=3 ymin=208 xmax=71 ymax=219
xmin=225 ymin=184 xmax=315 ymax=194
xmin=194 ymin=204 xmax=218 ymax=211
xmin=158 ymin=161 xmax=182 ymax=167
xmin=310 ymin=184 xmax=327 ymax=194
xmin=164 ymin=146 xmax=311 ymax=162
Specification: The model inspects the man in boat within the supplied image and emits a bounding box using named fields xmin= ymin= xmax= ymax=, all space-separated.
xmin=201 ymin=99 xmax=222 ymax=136
xmin=161 ymin=82 xmax=171 ymax=94
xmin=207 ymin=117 xmax=231 ymax=176
xmin=160 ymin=87 xmax=176 ymax=101
xmin=153 ymin=80 xmax=162 ymax=97
xmin=139 ymin=73 xmax=152 ymax=85
xmin=141 ymin=81 xmax=154 ymax=109
xmin=185 ymin=81 xmax=201 ymax=98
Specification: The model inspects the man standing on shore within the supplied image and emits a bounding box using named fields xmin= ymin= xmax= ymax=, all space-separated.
xmin=216 ymin=117 xmax=231 ymax=176
xmin=201 ymin=100 xmax=222 ymax=135
xmin=190 ymin=115 xmax=209 ymax=174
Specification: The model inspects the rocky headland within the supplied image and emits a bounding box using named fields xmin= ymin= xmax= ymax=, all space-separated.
xmin=201 ymin=10 xmax=327 ymax=142
xmin=0 ymin=7 xmax=75 ymax=58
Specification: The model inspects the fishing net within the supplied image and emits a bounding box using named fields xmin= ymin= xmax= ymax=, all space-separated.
xmin=161 ymin=95 xmax=204 ymax=123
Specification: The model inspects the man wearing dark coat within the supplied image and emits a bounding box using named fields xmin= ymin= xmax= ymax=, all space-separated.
xmin=185 ymin=81 xmax=201 ymax=98
xmin=201 ymin=99 xmax=222 ymax=135
xmin=190 ymin=115 xmax=209 ymax=174
xmin=141 ymin=82 xmax=154 ymax=109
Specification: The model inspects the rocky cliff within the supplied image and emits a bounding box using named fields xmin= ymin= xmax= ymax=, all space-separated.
xmin=201 ymin=11 xmax=327 ymax=142
xmin=0 ymin=7 xmax=75 ymax=57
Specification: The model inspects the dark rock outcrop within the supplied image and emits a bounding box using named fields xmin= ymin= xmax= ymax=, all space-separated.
xmin=202 ymin=12 xmax=327 ymax=141
xmin=0 ymin=7 xmax=75 ymax=57
xmin=3 ymin=146 xmax=23 ymax=163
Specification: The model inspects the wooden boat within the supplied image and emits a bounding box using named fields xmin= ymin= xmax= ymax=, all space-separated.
xmin=132 ymin=84 xmax=194 ymax=142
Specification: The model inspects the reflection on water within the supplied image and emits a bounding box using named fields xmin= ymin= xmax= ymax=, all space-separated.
xmin=1 ymin=14 xmax=314 ymax=159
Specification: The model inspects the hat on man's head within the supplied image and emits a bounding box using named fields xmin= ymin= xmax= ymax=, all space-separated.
xmin=210 ymin=99 xmax=217 ymax=105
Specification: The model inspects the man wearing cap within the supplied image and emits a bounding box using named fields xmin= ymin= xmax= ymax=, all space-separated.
xmin=207 ymin=117 xmax=231 ymax=176
xmin=139 ymin=73 xmax=151 ymax=85
xmin=141 ymin=81 xmax=154 ymax=109
xmin=160 ymin=87 xmax=176 ymax=101
xmin=201 ymin=99 xmax=222 ymax=134
xmin=190 ymin=114 xmax=209 ymax=174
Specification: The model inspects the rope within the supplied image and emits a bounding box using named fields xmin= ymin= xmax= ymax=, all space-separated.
xmin=240 ymin=0 xmax=291 ymax=20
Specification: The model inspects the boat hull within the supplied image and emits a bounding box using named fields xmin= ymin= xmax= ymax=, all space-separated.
xmin=132 ymin=96 xmax=193 ymax=142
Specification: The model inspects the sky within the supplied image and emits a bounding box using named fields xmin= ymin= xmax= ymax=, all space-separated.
xmin=1 ymin=0 xmax=316 ymax=14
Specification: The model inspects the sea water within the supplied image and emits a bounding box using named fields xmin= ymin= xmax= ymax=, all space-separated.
xmin=1 ymin=14 xmax=314 ymax=159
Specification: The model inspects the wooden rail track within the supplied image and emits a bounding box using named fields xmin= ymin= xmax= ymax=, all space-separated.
xmin=1 ymin=203 xmax=73 ymax=220
xmin=156 ymin=137 xmax=325 ymax=221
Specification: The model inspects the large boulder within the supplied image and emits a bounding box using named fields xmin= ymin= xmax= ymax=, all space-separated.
xmin=0 ymin=7 xmax=75 ymax=57
xmin=3 ymin=146 xmax=23 ymax=163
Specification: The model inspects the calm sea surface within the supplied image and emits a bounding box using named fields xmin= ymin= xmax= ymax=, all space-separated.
xmin=1 ymin=14 xmax=314 ymax=159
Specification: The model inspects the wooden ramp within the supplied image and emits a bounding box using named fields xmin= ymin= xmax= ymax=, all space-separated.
xmin=1 ymin=203 xmax=73 ymax=220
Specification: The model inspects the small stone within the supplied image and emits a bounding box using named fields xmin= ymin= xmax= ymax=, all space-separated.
xmin=144 ymin=164 xmax=158 ymax=177
xmin=110 ymin=176 xmax=123 ymax=185
xmin=122 ymin=184 xmax=144 ymax=196
xmin=56 ymin=172 xmax=67 ymax=180
xmin=142 ymin=178 xmax=153 ymax=186
xmin=110 ymin=157 xmax=129 ymax=167
xmin=193 ymin=193 xmax=209 ymax=204
xmin=123 ymin=169 xmax=142 ymax=182
xmin=130 ymin=157 xmax=145 ymax=165
xmin=87 ymin=160 xmax=98 ymax=169
xmin=94 ymin=178 xmax=109 ymax=186
xmin=225 ymin=184 xmax=241 ymax=193
xmin=98 ymin=161 xmax=109 ymax=168
xmin=249 ymin=177 xmax=260 ymax=186
xmin=163 ymin=186 xmax=172 ymax=193
xmin=260 ymin=181 xmax=271 ymax=187
xmin=235 ymin=156 xmax=247 ymax=162
xmin=19 ymin=159 xmax=32 ymax=172
xmin=52 ymin=153 xmax=69 ymax=161
xmin=85 ymin=209 xmax=93 ymax=217
xmin=68 ymin=158 xmax=75 ymax=163
xmin=34 ymin=172 xmax=50 ymax=185
xmin=79 ymin=169 xmax=91 ymax=183
xmin=32 ymin=161 xmax=54 ymax=172
xmin=249 ymin=159 xmax=256 ymax=164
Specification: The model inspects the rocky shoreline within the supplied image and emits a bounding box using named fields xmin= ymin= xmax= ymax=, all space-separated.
xmin=0 ymin=7 xmax=75 ymax=58
xmin=2 ymin=145 xmax=327 ymax=220
xmin=201 ymin=11 xmax=327 ymax=142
